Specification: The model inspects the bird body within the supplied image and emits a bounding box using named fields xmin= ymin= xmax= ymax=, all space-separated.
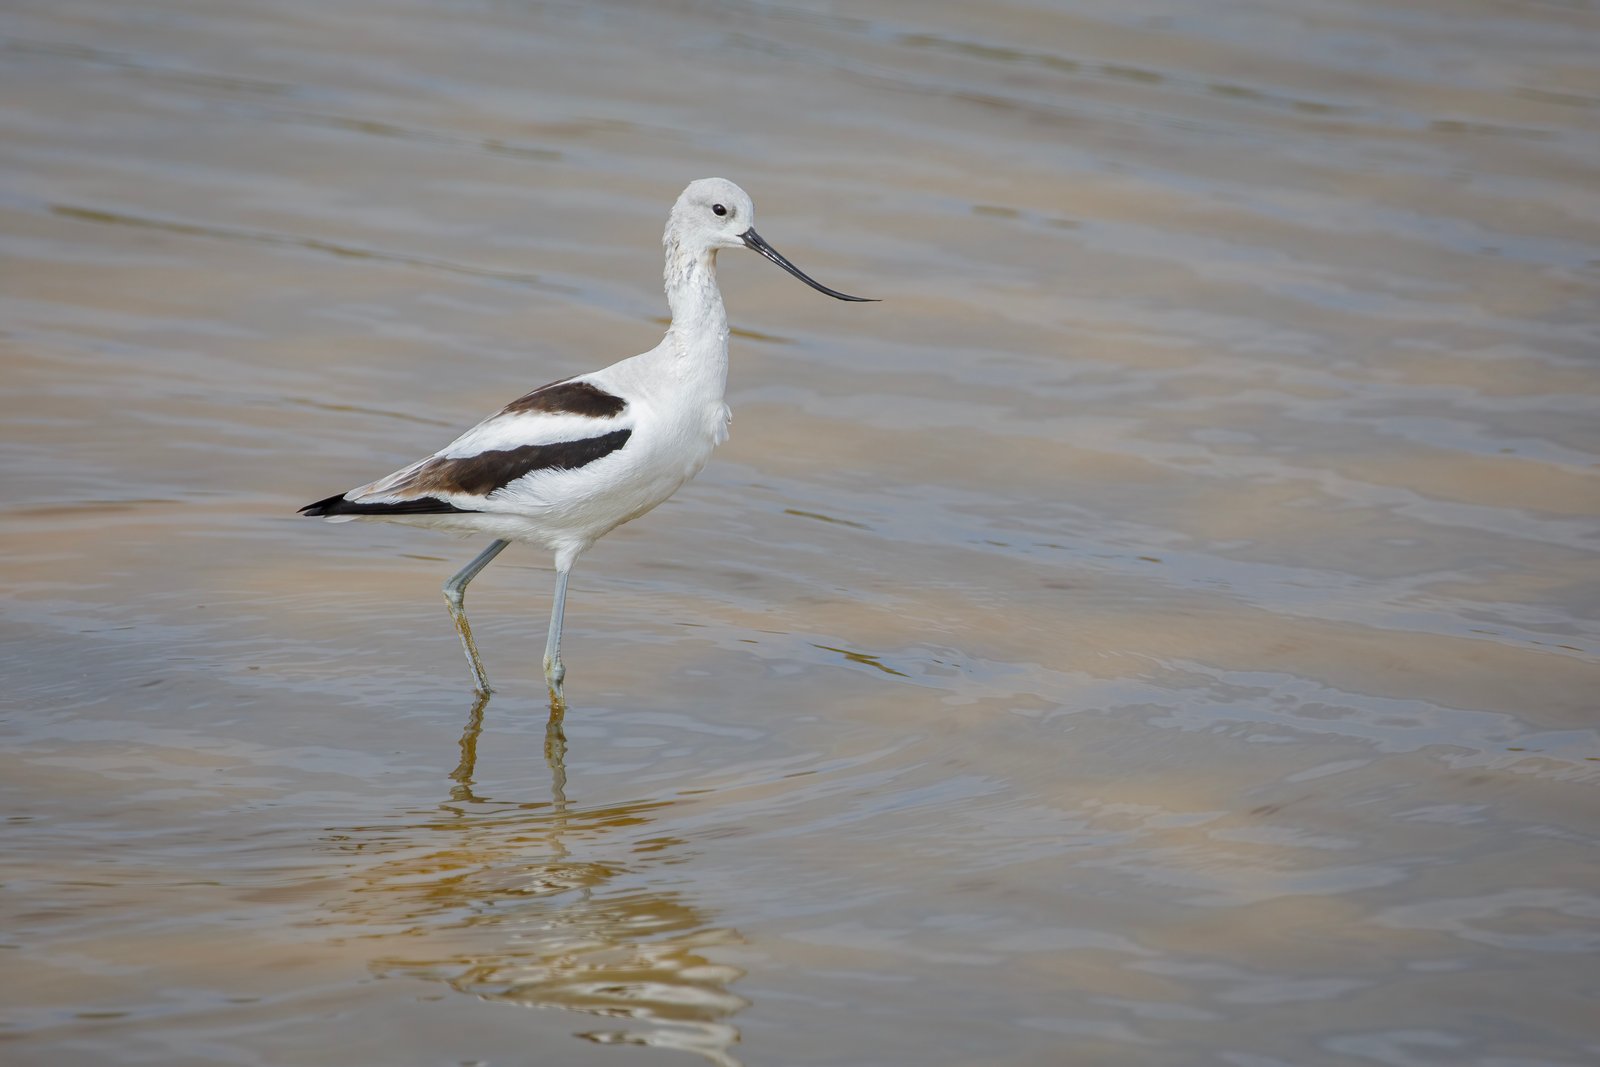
xmin=308 ymin=346 xmax=729 ymax=572
xmin=301 ymin=178 xmax=872 ymax=701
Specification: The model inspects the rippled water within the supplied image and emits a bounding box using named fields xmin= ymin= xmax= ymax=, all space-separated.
xmin=4 ymin=0 xmax=1598 ymax=1064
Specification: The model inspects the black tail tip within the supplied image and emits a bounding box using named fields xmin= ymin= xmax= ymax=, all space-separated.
xmin=299 ymin=493 xmax=347 ymax=517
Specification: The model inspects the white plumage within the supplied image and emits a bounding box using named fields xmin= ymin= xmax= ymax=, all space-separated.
xmin=302 ymin=178 xmax=873 ymax=702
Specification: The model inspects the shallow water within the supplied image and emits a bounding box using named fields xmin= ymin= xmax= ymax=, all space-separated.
xmin=3 ymin=0 xmax=1598 ymax=1064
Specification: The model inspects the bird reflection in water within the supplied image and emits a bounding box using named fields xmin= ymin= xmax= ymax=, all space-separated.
xmin=331 ymin=696 xmax=748 ymax=1066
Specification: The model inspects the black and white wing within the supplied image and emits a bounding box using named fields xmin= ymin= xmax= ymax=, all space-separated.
xmin=300 ymin=378 xmax=634 ymax=519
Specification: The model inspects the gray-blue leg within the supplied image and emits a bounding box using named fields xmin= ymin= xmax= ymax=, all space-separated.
xmin=444 ymin=539 xmax=510 ymax=694
xmin=543 ymin=567 xmax=571 ymax=704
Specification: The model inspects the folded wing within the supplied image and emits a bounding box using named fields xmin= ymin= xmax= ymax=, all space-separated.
xmin=300 ymin=377 xmax=634 ymax=518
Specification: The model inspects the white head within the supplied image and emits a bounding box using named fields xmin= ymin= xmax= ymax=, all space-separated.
xmin=667 ymin=177 xmax=758 ymax=253
xmin=665 ymin=177 xmax=875 ymax=302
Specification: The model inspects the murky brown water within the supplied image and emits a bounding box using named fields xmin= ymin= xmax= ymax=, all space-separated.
xmin=4 ymin=0 xmax=1598 ymax=1064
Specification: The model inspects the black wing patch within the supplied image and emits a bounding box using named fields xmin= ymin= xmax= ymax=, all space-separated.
xmin=500 ymin=379 xmax=627 ymax=419
xmin=300 ymin=429 xmax=633 ymax=517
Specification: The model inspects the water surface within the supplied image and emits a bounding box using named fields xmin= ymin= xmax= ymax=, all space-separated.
xmin=3 ymin=1 xmax=1598 ymax=1064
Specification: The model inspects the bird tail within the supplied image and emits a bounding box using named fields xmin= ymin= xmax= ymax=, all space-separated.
xmin=299 ymin=493 xmax=468 ymax=517
xmin=299 ymin=493 xmax=352 ymax=517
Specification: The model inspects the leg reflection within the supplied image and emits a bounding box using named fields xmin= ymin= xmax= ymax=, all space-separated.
xmin=448 ymin=689 xmax=491 ymax=803
xmin=341 ymin=691 xmax=747 ymax=1065
xmin=545 ymin=700 xmax=568 ymax=806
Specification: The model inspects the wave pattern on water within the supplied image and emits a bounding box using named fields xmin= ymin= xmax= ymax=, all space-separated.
xmin=2 ymin=0 xmax=1598 ymax=1064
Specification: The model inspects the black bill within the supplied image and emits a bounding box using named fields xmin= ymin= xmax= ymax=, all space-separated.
xmin=741 ymin=228 xmax=877 ymax=302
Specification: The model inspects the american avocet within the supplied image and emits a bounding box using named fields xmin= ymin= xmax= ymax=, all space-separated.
xmin=301 ymin=178 xmax=874 ymax=702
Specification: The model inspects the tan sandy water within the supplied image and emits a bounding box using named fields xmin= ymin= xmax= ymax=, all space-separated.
xmin=3 ymin=1 xmax=1598 ymax=1064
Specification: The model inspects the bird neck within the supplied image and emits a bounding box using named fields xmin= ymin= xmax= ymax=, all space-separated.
xmin=662 ymin=239 xmax=730 ymax=388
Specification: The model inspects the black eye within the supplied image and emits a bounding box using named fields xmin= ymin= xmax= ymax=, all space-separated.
xmin=712 ymin=203 xmax=727 ymax=217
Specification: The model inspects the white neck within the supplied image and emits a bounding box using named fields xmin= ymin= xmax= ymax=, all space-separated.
xmin=662 ymin=235 xmax=730 ymax=394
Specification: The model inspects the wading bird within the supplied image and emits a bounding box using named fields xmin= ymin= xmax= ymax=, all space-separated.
xmin=301 ymin=178 xmax=874 ymax=703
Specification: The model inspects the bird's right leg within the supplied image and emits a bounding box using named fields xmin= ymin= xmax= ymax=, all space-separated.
xmin=443 ymin=539 xmax=510 ymax=694
xmin=543 ymin=566 xmax=571 ymax=708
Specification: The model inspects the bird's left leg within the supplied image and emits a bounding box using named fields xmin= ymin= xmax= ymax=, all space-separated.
xmin=443 ymin=539 xmax=510 ymax=694
xmin=543 ymin=565 xmax=571 ymax=706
